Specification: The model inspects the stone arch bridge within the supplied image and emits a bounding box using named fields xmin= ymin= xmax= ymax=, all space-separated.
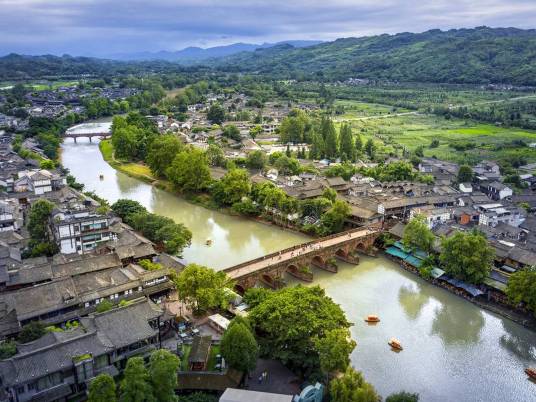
xmin=223 ymin=227 xmax=381 ymax=292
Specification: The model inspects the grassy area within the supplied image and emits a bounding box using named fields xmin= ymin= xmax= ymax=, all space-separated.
xmin=165 ymin=87 xmax=184 ymax=100
xmin=333 ymin=99 xmax=411 ymax=119
xmin=98 ymin=140 xmax=157 ymax=183
xmin=346 ymin=112 xmax=536 ymax=165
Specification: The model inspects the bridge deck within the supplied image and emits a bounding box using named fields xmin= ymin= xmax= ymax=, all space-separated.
xmin=224 ymin=227 xmax=378 ymax=280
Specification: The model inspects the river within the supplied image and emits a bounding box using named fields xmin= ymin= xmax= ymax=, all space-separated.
xmin=61 ymin=136 xmax=536 ymax=402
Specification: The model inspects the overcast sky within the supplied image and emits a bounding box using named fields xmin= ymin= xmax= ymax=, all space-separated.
xmin=1 ymin=0 xmax=535 ymax=57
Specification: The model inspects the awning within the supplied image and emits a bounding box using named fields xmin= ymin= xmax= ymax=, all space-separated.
xmin=404 ymin=255 xmax=423 ymax=268
xmin=500 ymin=265 xmax=516 ymax=273
xmin=393 ymin=241 xmax=411 ymax=253
xmin=490 ymin=270 xmax=509 ymax=284
xmin=414 ymin=249 xmax=428 ymax=260
xmin=385 ymin=246 xmax=409 ymax=260
xmin=484 ymin=277 xmax=507 ymax=292
xmin=430 ymin=267 xmax=445 ymax=279
xmin=442 ymin=276 xmax=484 ymax=297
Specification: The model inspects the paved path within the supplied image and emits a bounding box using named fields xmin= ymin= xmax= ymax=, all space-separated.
xmin=225 ymin=227 xmax=378 ymax=280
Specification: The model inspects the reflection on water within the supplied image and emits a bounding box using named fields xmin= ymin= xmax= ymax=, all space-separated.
xmin=500 ymin=319 xmax=536 ymax=362
xmin=398 ymin=283 xmax=429 ymax=320
xmin=62 ymin=138 xmax=536 ymax=402
xmin=431 ymin=303 xmax=485 ymax=345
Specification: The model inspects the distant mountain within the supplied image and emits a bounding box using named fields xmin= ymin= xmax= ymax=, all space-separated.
xmin=211 ymin=27 xmax=536 ymax=85
xmin=108 ymin=40 xmax=323 ymax=62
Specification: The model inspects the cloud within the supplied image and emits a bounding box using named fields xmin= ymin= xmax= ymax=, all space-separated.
xmin=0 ymin=0 xmax=535 ymax=56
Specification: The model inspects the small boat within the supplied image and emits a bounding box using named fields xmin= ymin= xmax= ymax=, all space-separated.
xmin=364 ymin=315 xmax=380 ymax=323
xmin=99 ymin=174 xmax=104 ymax=180
xmin=205 ymin=239 xmax=212 ymax=246
xmin=525 ymin=368 xmax=536 ymax=380
xmin=388 ymin=338 xmax=403 ymax=350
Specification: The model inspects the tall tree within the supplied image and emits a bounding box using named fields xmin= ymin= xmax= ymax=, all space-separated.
xmin=364 ymin=138 xmax=376 ymax=160
xmin=309 ymin=129 xmax=325 ymax=160
xmin=148 ymin=350 xmax=180 ymax=402
xmin=320 ymin=199 xmax=350 ymax=234
xmin=146 ymin=134 xmax=184 ymax=177
xmin=120 ymin=357 xmax=155 ymax=402
xmin=314 ymin=328 xmax=356 ymax=375
xmin=27 ymin=199 xmax=55 ymax=242
xmin=88 ymin=374 xmax=117 ymax=402
xmin=439 ymin=230 xmax=495 ymax=284
xmin=339 ymin=124 xmax=355 ymax=161
xmin=330 ymin=367 xmax=379 ymax=402
xmin=322 ymin=118 xmax=338 ymax=159
xmin=207 ymin=103 xmax=225 ymax=125
xmin=249 ymin=285 xmax=351 ymax=373
xmin=403 ymin=214 xmax=435 ymax=252
xmin=166 ymin=148 xmax=211 ymax=192
xmin=457 ymin=165 xmax=474 ymax=183
xmin=174 ymin=264 xmax=234 ymax=314
xmin=205 ymin=144 xmax=226 ymax=167
xmin=506 ymin=266 xmax=536 ymax=316
xmin=212 ymin=169 xmax=252 ymax=206
xmin=220 ymin=322 xmax=259 ymax=373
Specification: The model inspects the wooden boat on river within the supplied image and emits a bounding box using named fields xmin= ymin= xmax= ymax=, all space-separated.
xmin=206 ymin=239 xmax=213 ymax=246
xmin=364 ymin=315 xmax=380 ymax=323
xmin=388 ymin=338 xmax=403 ymax=351
xmin=526 ymin=368 xmax=536 ymax=380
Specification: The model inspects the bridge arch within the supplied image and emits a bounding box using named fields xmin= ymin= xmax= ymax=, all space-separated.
xmin=335 ymin=248 xmax=348 ymax=259
xmin=261 ymin=273 xmax=276 ymax=288
xmin=312 ymin=255 xmax=325 ymax=267
xmin=234 ymin=284 xmax=246 ymax=294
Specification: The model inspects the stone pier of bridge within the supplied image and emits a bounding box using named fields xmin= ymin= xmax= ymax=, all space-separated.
xmin=223 ymin=227 xmax=381 ymax=292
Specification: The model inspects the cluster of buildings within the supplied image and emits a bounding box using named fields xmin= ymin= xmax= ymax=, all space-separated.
xmin=0 ymin=135 xmax=189 ymax=401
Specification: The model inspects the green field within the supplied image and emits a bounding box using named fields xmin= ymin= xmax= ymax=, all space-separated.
xmin=344 ymin=111 xmax=536 ymax=165
xmin=333 ymin=99 xmax=411 ymax=119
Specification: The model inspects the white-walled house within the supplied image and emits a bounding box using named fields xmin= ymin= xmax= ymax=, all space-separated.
xmin=14 ymin=169 xmax=66 ymax=195
xmin=52 ymin=209 xmax=113 ymax=254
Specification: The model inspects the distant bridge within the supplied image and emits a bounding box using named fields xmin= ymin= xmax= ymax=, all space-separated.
xmin=63 ymin=131 xmax=111 ymax=143
xmin=224 ymin=227 xmax=381 ymax=292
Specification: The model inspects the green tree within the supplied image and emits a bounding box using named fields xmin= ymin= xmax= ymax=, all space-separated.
xmin=18 ymin=321 xmax=46 ymax=343
xmin=207 ymin=103 xmax=225 ymax=125
xmin=339 ymin=123 xmax=355 ymax=161
xmin=309 ymin=129 xmax=325 ymax=159
xmin=403 ymin=214 xmax=435 ymax=252
xmin=506 ymin=266 xmax=536 ymax=316
xmin=323 ymin=187 xmax=337 ymax=203
xmin=96 ymin=299 xmax=113 ymax=313
xmin=212 ymin=169 xmax=251 ymax=206
xmin=222 ymin=125 xmax=241 ymax=141
xmin=0 ymin=341 xmax=16 ymax=359
xmin=322 ymin=118 xmax=338 ymax=159
xmin=111 ymin=199 xmax=148 ymax=225
xmin=146 ymin=134 xmax=184 ymax=177
xmin=174 ymin=264 xmax=234 ymax=314
xmin=364 ymin=139 xmax=376 ymax=160
xmin=439 ymin=230 xmax=495 ymax=284
xmin=128 ymin=213 xmax=191 ymax=255
xmin=167 ymin=148 xmax=211 ymax=192
xmin=330 ymin=367 xmax=379 ymax=402
xmin=220 ymin=322 xmax=259 ymax=373
xmin=205 ymin=144 xmax=226 ymax=167
xmin=88 ymin=374 xmax=117 ymax=402
xmin=243 ymin=287 xmax=273 ymax=308
xmin=246 ymin=150 xmax=267 ymax=170
xmin=314 ymin=328 xmax=356 ymax=375
xmin=249 ymin=125 xmax=263 ymax=141
xmin=386 ymin=391 xmax=420 ymax=402
xmin=457 ymin=165 xmax=473 ymax=183
xmin=320 ymin=199 xmax=350 ymax=234
xmin=27 ymin=199 xmax=55 ymax=242
xmin=120 ymin=357 xmax=155 ymax=402
xmin=249 ymin=285 xmax=351 ymax=373
xmin=148 ymin=350 xmax=180 ymax=402
xmin=274 ymin=155 xmax=301 ymax=175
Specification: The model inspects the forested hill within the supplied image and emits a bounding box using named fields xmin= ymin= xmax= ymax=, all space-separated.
xmin=0 ymin=54 xmax=191 ymax=81
xmin=212 ymin=27 xmax=536 ymax=85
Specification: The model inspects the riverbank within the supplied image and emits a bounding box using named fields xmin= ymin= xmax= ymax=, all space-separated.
xmin=98 ymin=139 xmax=315 ymax=237
xmin=385 ymin=252 xmax=536 ymax=332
